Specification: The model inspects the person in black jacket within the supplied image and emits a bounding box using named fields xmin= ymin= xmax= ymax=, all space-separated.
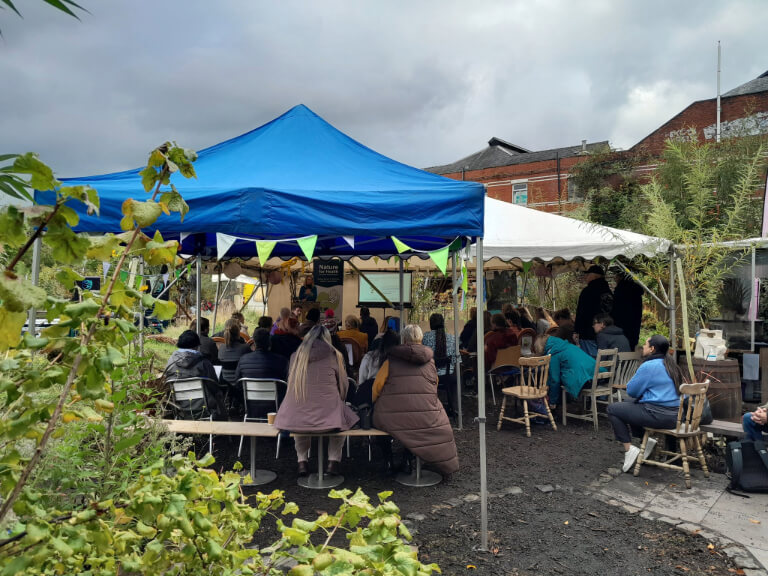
xmin=359 ymin=307 xmax=379 ymax=349
xmin=191 ymin=317 xmax=218 ymax=365
xmin=594 ymin=313 xmax=631 ymax=352
xmin=575 ymin=265 xmax=613 ymax=357
xmin=612 ymin=270 xmax=644 ymax=351
xmin=234 ymin=328 xmax=288 ymax=404
xmin=165 ymin=330 xmax=226 ymax=419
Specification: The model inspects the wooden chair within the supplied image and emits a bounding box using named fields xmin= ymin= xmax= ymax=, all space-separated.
xmin=612 ymin=351 xmax=642 ymax=402
xmin=212 ymin=336 xmax=225 ymax=349
xmin=562 ymin=347 xmax=618 ymax=432
xmin=339 ymin=337 xmax=364 ymax=379
xmin=486 ymin=345 xmax=521 ymax=406
xmin=497 ymin=355 xmax=556 ymax=436
xmin=634 ymin=381 xmax=711 ymax=489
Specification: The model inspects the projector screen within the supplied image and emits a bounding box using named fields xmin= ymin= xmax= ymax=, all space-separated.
xmin=358 ymin=272 xmax=412 ymax=307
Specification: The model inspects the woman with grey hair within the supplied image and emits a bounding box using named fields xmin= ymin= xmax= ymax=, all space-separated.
xmin=372 ymin=324 xmax=459 ymax=475
xmin=273 ymin=325 xmax=359 ymax=476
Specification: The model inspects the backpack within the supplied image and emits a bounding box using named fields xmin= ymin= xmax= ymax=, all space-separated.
xmin=726 ymin=440 xmax=768 ymax=493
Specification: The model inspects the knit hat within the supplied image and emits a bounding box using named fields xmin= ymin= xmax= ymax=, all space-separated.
xmin=325 ymin=308 xmax=335 ymax=318
xmin=177 ymin=330 xmax=201 ymax=349
xmin=585 ymin=264 xmax=605 ymax=275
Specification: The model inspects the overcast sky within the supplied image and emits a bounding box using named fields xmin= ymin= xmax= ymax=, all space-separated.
xmin=1 ymin=1 xmax=767 ymax=177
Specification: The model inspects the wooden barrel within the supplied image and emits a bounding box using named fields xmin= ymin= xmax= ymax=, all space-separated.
xmin=678 ymin=357 xmax=742 ymax=423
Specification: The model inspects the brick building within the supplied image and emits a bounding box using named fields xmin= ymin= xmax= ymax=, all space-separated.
xmin=427 ymin=70 xmax=768 ymax=214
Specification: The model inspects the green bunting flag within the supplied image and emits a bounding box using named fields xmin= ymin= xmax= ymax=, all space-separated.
xmin=186 ymin=263 xmax=192 ymax=277
xmin=391 ymin=236 xmax=412 ymax=254
xmin=120 ymin=270 xmax=129 ymax=284
xmin=134 ymin=275 xmax=144 ymax=291
xmin=522 ymin=261 xmax=532 ymax=275
xmin=256 ymin=240 xmax=277 ymax=264
xmin=297 ymin=235 xmax=317 ymax=261
xmin=428 ymin=245 xmax=449 ymax=276
xmin=461 ymin=264 xmax=468 ymax=293
xmin=175 ymin=269 xmax=181 ymax=279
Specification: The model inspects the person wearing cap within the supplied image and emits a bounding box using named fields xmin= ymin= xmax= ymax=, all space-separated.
xmin=164 ymin=330 xmax=226 ymax=419
xmin=575 ymin=264 xmax=614 ymax=358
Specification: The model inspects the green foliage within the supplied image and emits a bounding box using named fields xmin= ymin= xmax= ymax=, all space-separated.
xmin=638 ymin=135 xmax=768 ymax=333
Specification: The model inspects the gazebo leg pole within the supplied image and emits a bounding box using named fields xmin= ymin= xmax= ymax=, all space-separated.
xmin=452 ymin=252 xmax=463 ymax=430
xmin=669 ymin=249 xmax=676 ymax=349
xmin=399 ymin=258 xmax=405 ymax=339
xmin=196 ymin=255 xmax=202 ymax=336
xmin=475 ymin=237 xmax=488 ymax=552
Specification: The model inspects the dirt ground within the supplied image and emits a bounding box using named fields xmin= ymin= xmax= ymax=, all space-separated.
xmin=209 ymin=397 xmax=738 ymax=576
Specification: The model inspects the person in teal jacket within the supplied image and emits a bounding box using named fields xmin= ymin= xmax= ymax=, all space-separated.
xmin=606 ymin=334 xmax=682 ymax=472
xmin=536 ymin=335 xmax=596 ymax=408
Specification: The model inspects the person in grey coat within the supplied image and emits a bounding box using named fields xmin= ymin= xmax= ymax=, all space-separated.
xmin=594 ymin=313 xmax=631 ymax=352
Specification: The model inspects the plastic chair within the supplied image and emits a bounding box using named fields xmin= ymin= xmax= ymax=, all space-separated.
xmin=236 ymin=378 xmax=285 ymax=458
xmin=169 ymin=377 xmax=218 ymax=453
xmin=634 ymin=381 xmax=711 ymax=489
xmin=486 ymin=345 xmax=522 ymax=406
xmin=497 ymin=354 xmax=556 ymax=436
xmin=562 ymin=348 xmax=618 ymax=432
xmin=612 ymin=351 xmax=642 ymax=402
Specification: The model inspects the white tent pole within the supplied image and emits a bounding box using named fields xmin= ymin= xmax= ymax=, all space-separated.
xmin=751 ymin=245 xmax=756 ymax=352
xmin=196 ymin=255 xmax=202 ymax=336
xmin=399 ymin=258 xmax=405 ymax=341
xmin=475 ymin=237 xmax=488 ymax=551
xmin=211 ymin=266 xmax=222 ymax=334
xmin=452 ymin=252 xmax=463 ymax=430
xmin=669 ymin=251 xmax=676 ymax=348
xmin=27 ymin=237 xmax=42 ymax=335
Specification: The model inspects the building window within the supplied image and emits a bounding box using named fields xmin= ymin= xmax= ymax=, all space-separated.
xmin=512 ymin=183 xmax=527 ymax=205
xmin=567 ymin=179 xmax=583 ymax=203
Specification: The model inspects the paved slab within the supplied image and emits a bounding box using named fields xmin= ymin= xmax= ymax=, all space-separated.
xmin=592 ymin=467 xmax=768 ymax=570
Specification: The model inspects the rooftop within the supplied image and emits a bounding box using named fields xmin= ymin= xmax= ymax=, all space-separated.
xmin=722 ymin=69 xmax=768 ymax=98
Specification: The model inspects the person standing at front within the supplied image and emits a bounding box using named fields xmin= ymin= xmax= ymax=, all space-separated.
xmin=575 ymin=265 xmax=613 ymax=357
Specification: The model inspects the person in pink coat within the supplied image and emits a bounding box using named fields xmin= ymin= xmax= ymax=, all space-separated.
xmin=273 ymin=324 xmax=358 ymax=476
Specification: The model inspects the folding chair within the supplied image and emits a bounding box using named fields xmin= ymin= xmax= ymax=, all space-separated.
xmin=562 ymin=348 xmax=618 ymax=432
xmin=613 ymin=351 xmax=642 ymax=402
xmin=634 ymin=381 xmax=711 ymax=489
xmin=237 ymin=378 xmax=285 ymax=458
xmin=169 ymin=377 xmax=218 ymax=453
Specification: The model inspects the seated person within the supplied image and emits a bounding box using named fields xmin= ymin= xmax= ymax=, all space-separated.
xmin=274 ymin=325 xmax=358 ymax=476
xmin=535 ymin=307 xmax=557 ymax=335
xmin=459 ymin=307 xmax=478 ymax=352
xmin=359 ymin=307 xmax=379 ymax=349
xmin=553 ymin=308 xmax=576 ymax=344
xmin=298 ymin=307 xmax=321 ymax=338
xmin=213 ymin=312 xmax=247 ymax=343
xmin=484 ymin=313 xmax=519 ymax=367
xmin=217 ymin=319 xmax=253 ymax=408
xmin=271 ymin=307 xmax=292 ymax=335
xmin=422 ymin=312 xmax=459 ymax=416
xmin=190 ymin=317 xmax=218 ymax=364
xmin=606 ymin=335 xmax=682 ymax=472
xmin=297 ymin=274 xmax=317 ymax=302
xmin=504 ymin=307 xmax=522 ymax=331
xmin=270 ymin=318 xmax=302 ymax=359
xmin=516 ymin=306 xmax=537 ymax=331
xmin=231 ymin=311 xmax=249 ymax=339
xmin=337 ymin=315 xmax=369 ymax=354
xmin=594 ymin=313 xmax=631 ymax=352
xmin=372 ymin=324 xmax=459 ymax=476
xmin=165 ymin=330 xmax=225 ymax=419
xmin=534 ymin=334 xmax=595 ymax=410
xmin=234 ymin=328 xmax=288 ymax=404
xmin=321 ymin=308 xmax=338 ymax=333
xmin=358 ymin=329 xmax=399 ymax=384
xmin=257 ymin=315 xmax=273 ymax=331
xmin=743 ymin=402 xmax=768 ymax=441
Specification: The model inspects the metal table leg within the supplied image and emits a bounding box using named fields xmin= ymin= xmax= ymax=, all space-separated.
xmin=298 ymin=436 xmax=344 ymax=489
xmin=395 ymin=456 xmax=442 ymax=487
xmin=241 ymin=436 xmax=277 ymax=487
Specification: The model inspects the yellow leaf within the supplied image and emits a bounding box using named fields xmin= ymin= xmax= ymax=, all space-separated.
xmin=62 ymin=412 xmax=79 ymax=423
xmin=707 ymin=543 xmax=715 ymax=550
xmin=564 ymin=521 xmax=569 ymax=525
xmin=466 ymin=566 xmax=476 ymax=570
xmin=749 ymin=519 xmax=761 ymax=524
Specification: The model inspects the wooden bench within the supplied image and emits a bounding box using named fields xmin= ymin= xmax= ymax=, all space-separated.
xmin=700 ymin=419 xmax=745 ymax=439
xmin=161 ymin=420 xmax=279 ymax=486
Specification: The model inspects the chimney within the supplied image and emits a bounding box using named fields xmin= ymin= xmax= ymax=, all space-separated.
xmin=581 ymin=139 xmax=587 ymax=153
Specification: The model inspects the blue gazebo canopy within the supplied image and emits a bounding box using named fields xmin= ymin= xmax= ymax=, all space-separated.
xmin=40 ymin=105 xmax=485 ymax=259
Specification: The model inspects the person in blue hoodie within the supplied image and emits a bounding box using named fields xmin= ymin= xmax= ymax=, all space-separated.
xmin=535 ymin=335 xmax=596 ymax=410
xmin=606 ymin=334 xmax=682 ymax=473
